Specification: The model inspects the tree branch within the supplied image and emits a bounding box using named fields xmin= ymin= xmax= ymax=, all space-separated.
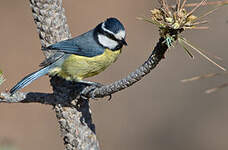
xmin=82 ymin=37 xmax=168 ymax=98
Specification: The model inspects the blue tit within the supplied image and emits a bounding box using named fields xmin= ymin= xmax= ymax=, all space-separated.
xmin=10 ymin=17 xmax=127 ymax=95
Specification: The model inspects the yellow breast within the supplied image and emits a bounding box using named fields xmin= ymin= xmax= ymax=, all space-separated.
xmin=49 ymin=49 xmax=121 ymax=81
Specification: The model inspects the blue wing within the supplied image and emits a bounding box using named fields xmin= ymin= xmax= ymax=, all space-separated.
xmin=43 ymin=39 xmax=80 ymax=53
xmin=42 ymin=30 xmax=104 ymax=57
xmin=10 ymin=65 xmax=51 ymax=95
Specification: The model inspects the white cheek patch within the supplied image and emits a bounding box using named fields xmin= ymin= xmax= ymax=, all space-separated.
xmin=98 ymin=34 xmax=118 ymax=50
xmin=115 ymin=30 xmax=126 ymax=40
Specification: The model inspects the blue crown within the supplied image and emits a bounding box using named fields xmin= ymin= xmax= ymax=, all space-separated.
xmin=103 ymin=18 xmax=125 ymax=34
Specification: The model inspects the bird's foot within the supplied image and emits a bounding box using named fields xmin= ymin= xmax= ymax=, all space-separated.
xmin=78 ymin=81 xmax=112 ymax=101
xmin=79 ymin=81 xmax=103 ymax=100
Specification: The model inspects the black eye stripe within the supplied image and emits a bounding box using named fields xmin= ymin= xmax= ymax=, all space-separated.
xmin=104 ymin=31 xmax=117 ymax=41
xmin=100 ymin=30 xmax=121 ymax=42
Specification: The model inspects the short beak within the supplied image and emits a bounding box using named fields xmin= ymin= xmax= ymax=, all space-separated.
xmin=122 ymin=39 xmax=128 ymax=46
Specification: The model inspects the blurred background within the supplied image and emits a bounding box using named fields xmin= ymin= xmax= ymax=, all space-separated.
xmin=0 ymin=0 xmax=228 ymax=150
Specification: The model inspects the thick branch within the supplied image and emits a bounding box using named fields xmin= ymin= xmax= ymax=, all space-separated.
xmin=29 ymin=0 xmax=99 ymax=150
xmin=1 ymin=92 xmax=55 ymax=104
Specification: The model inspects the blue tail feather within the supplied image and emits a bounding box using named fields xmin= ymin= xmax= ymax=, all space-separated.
xmin=10 ymin=66 xmax=51 ymax=95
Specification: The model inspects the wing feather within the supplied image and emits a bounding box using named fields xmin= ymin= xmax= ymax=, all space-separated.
xmin=42 ymin=30 xmax=104 ymax=57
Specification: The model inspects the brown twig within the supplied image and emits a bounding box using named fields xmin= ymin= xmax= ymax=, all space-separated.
xmin=185 ymin=0 xmax=228 ymax=7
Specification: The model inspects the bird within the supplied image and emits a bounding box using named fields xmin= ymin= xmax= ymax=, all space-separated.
xmin=10 ymin=17 xmax=127 ymax=95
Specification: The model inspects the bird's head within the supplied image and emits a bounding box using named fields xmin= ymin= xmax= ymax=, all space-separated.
xmin=95 ymin=18 xmax=127 ymax=50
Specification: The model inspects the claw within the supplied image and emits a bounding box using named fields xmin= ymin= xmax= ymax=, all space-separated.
xmin=107 ymin=94 xmax=112 ymax=101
